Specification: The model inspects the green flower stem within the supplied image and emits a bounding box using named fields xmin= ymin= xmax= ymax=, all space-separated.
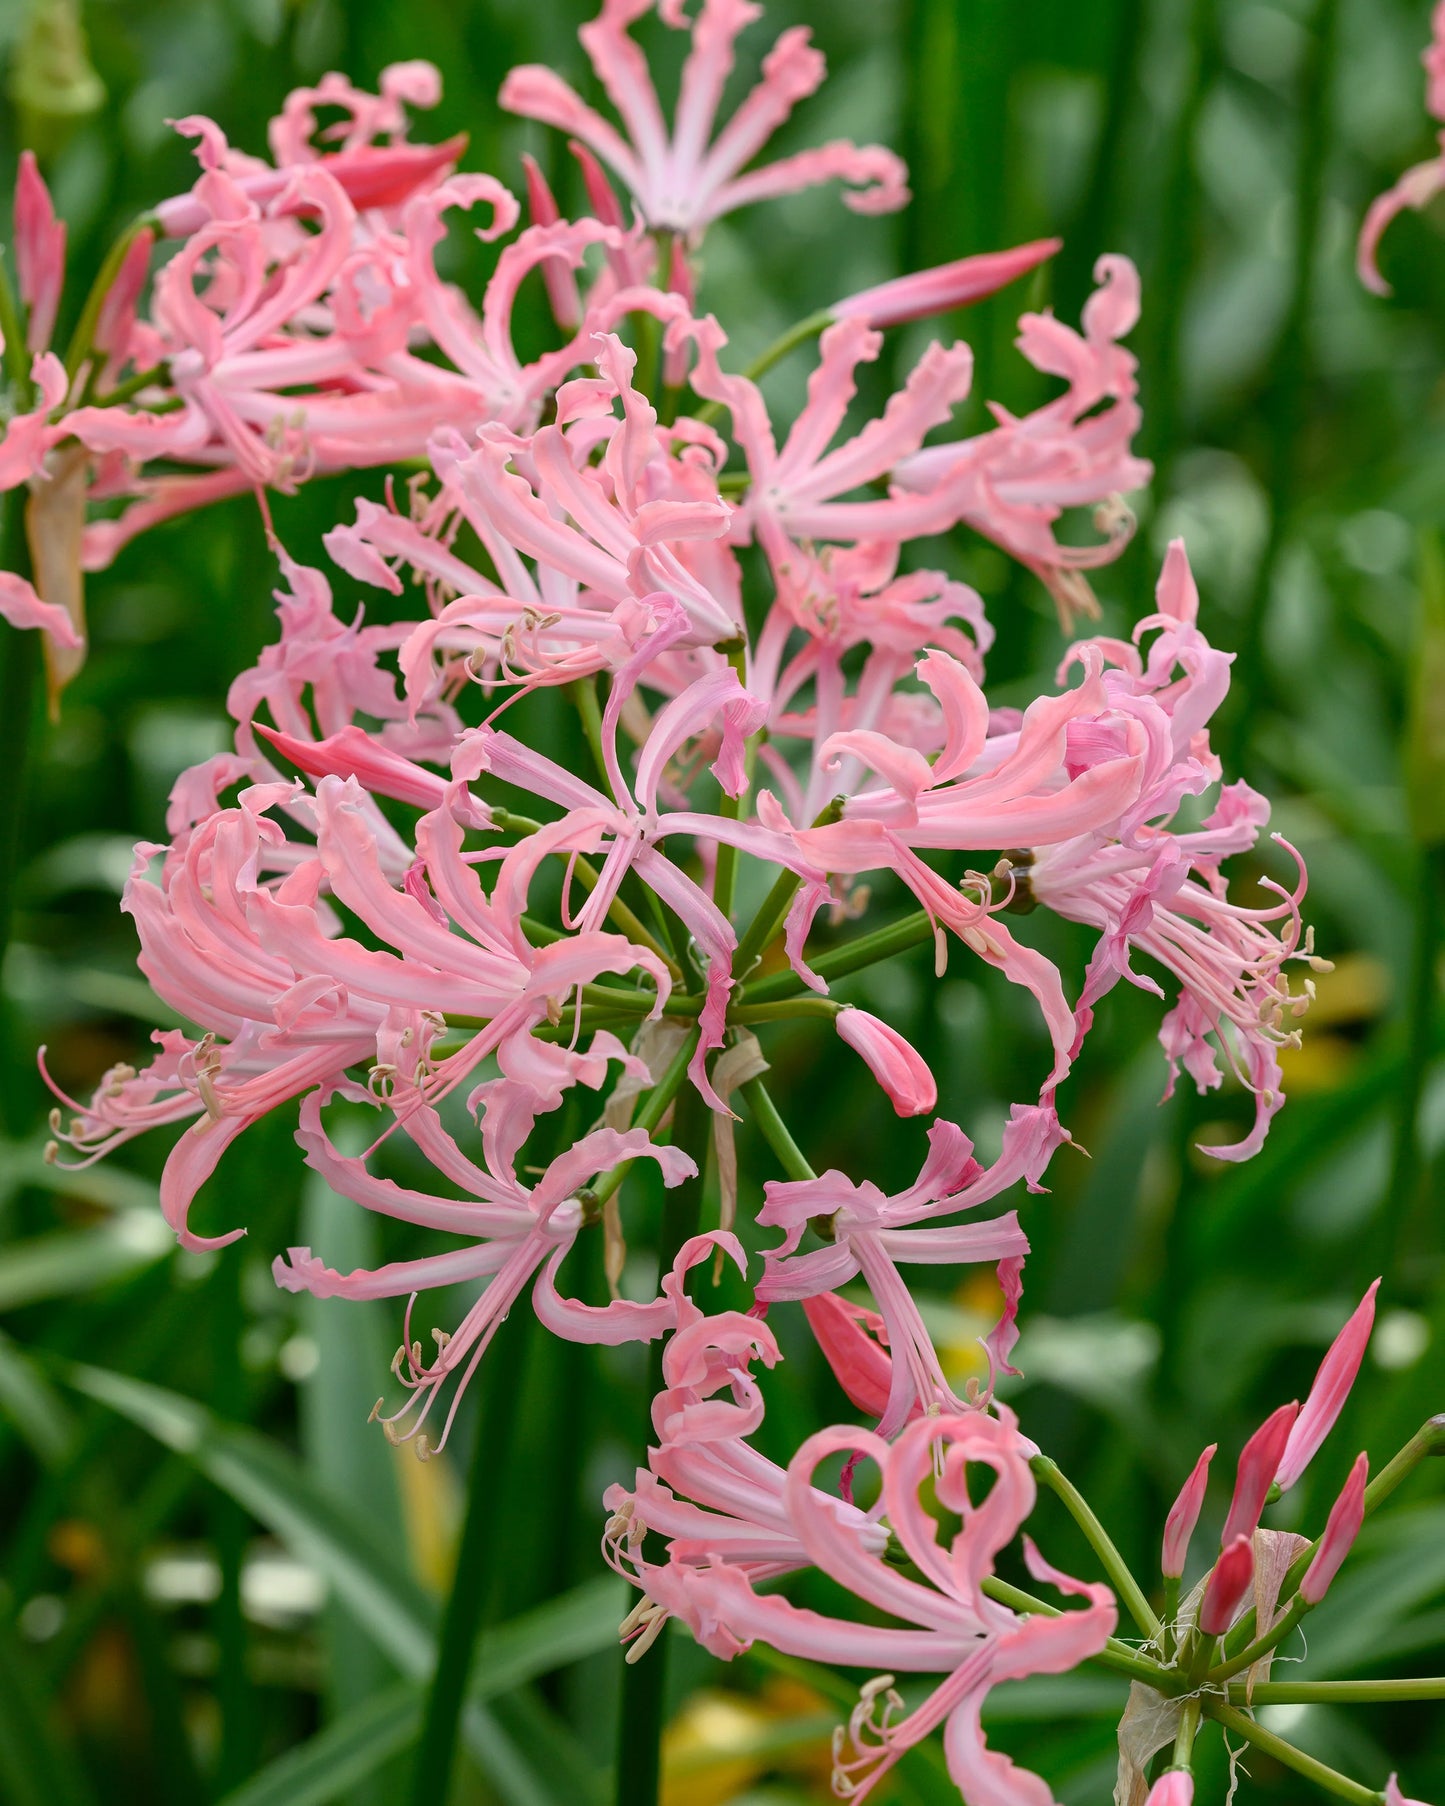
xmin=1233 ymin=1678 xmax=1445 ymax=1704
xmin=732 ymin=796 xmax=844 ymax=980
xmin=1161 ymin=1574 xmax=1180 ymax=1662
xmin=62 ymin=213 xmax=158 ymax=380
xmin=581 ymin=1027 xmax=700 ymax=1213
xmin=742 ymin=907 xmax=935 ymax=1005
xmin=576 ymin=982 xmax=658 ymax=1017
xmin=1210 ymin=1595 xmax=1309 ymax=1684
xmin=693 ymin=308 xmax=834 ymax=426
xmin=977 ymin=1576 xmax=1175 ymax=1690
xmin=87 ymin=360 xmax=169 ymax=408
xmin=730 ymin=997 xmax=842 ymax=1027
xmin=566 ymin=676 xmax=609 ymax=789
xmin=1201 ymin=1699 xmax=1380 ymax=1806
xmin=614 ymin=1070 xmax=712 ymax=1806
xmin=738 ymin=1076 xmax=816 ymax=1183
xmin=1171 ymin=1696 xmax=1201 ymax=1769
xmin=1227 ymin=1415 xmax=1445 ymax=1655
xmin=1029 ymin=1455 xmax=1160 ymax=1639
xmin=407 ymin=1307 xmax=533 ymax=1806
xmin=710 ymin=641 xmax=753 ymax=924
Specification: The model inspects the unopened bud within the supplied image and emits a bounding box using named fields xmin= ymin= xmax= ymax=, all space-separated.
xmin=1161 ymin=1443 xmax=1215 ymax=1579
xmin=1275 ymin=1280 xmax=1379 ymax=1492
xmin=1300 ymin=1452 xmax=1368 ymax=1604
xmin=1145 ymin=1774 xmax=1193 ymax=1806
xmin=1222 ymin=1400 xmax=1298 ymax=1546
xmin=1199 ymin=1534 xmax=1254 ymax=1637
xmin=832 ymin=238 xmax=1060 ymax=329
xmin=836 ymin=1007 xmax=936 ymax=1117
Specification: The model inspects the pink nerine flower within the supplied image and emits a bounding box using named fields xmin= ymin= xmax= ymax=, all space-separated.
xmin=756 ymin=1111 xmax=1062 ymax=1433
xmin=1359 ymin=1 xmax=1445 ymax=293
xmin=604 ymin=1270 xmax=889 ymax=1658
xmin=1024 ymin=540 xmax=1324 ymax=1160
xmin=276 ymin=1087 xmax=702 ymax=1456
xmin=500 ymin=0 xmax=908 ymax=241
xmin=614 ymin=1405 xmax=1114 ymax=1803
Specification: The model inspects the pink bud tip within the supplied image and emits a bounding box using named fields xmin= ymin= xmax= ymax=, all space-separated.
xmin=1275 ymin=1279 xmax=1379 ymax=1492
xmin=832 ymin=237 xmax=1061 ymax=329
xmin=1300 ymin=1452 xmax=1368 ymax=1604
xmin=1222 ymin=1400 xmax=1298 ymax=1547
xmin=1145 ymin=1774 xmax=1194 ymax=1806
xmin=835 ymin=1008 xmax=937 ymax=1116
xmin=1199 ymin=1534 xmax=1254 ymax=1637
xmin=1385 ymin=1776 xmax=1430 ymax=1806
xmin=1161 ymin=1443 xmax=1215 ymax=1579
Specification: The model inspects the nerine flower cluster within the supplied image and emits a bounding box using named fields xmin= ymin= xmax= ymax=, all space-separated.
xmin=15 ymin=2 xmax=1422 ymax=1800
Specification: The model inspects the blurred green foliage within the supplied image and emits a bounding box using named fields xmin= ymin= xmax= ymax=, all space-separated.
xmin=1 ymin=0 xmax=1444 ymax=1801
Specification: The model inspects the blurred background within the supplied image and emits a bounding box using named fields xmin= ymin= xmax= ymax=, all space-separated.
xmin=1 ymin=0 xmax=1444 ymax=1801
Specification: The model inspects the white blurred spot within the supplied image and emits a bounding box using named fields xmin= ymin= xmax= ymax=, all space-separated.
xmin=1373 ymin=1309 xmax=1430 ymax=1372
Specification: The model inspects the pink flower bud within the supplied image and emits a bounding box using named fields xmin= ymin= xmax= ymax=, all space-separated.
xmin=520 ymin=155 xmax=581 ymax=333
xmin=832 ymin=237 xmax=1061 ymax=329
xmin=1199 ymin=1534 xmax=1254 ymax=1636
xmin=1300 ymin=1452 xmax=1368 ymax=1604
xmin=1275 ymin=1279 xmax=1379 ymax=1492
xmin=1145 ymin=1774 xmax=1194 ymax=1806
xmin=836 ymin=1008 xmax=937 ymax=1116
xmin=1222 ymin=1400 xmax=1298 ymax=1546
xmin=1386 ymin=1776 xmax=1430 ymax=1806
xmin=801 ymin=1292 xmax=894 ymax=1419
xmin=15 ymin=151 xmax=66 ymax=354
xmin=1161 ymin=1443 xmax=1215 ymax=1579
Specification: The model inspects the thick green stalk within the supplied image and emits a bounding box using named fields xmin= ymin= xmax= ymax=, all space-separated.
xmin=1171 ymin=1696 xmax=1201 ymax=1770
xmin=742 ymin=908 xmax=935 ymax=1005
xmin=730 ymin=997 xmax=841 ymax=1027
xmin=1201 ymin=1699 xmax=1379 ymax=1806
xmin=1030 ymin=1456 xmax=1159 ymax=1638
xmin=406 ymin=1307 xmax=533 ymax=1806
xmin=1236 ymin=1678 xmax=1445 ymax=1705
xmin=613 ymin=1077 xmax=712 ymax=1806
xmin=739 ymin=1076 xmax=816 ymax=1182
